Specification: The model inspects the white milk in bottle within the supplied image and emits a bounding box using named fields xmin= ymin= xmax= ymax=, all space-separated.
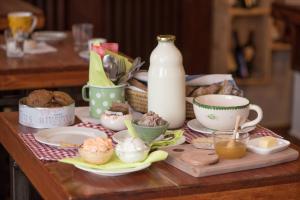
xmin=148 ymin=35 xmax=186 ymax=129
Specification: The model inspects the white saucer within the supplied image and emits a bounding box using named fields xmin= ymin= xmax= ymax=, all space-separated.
xmin=75 ymin=162 xmax=150 ymax=176
xmin=32 ymin=31 xmax=67 ymax=42
xmin=79 ymin=50 xmax=89 ymax=60
xmin=187 ymin=119 xmax=256 ymax=135
xmin=112 ymin=130 xmax=186 ymax=147
xmin=133 ymin=70 xmax=148 ymax=82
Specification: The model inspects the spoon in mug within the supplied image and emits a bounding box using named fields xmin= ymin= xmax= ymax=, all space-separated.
xmin=102 ymin=54 xmax=115 ymax=79
xmin=103 ymin=54 xmax=126 ymax=83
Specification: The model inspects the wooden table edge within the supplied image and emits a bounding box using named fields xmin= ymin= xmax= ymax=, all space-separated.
xmin=152 ymin=182 xmax=300 ymax=200
xmin=0 ymin=70 xmax=88 ymax=91
xmin=0 ymin=113 xmax=69 ymax=200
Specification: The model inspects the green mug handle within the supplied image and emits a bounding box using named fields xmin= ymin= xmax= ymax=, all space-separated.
xmin=82 ymin=85 xmax=90 ymax=102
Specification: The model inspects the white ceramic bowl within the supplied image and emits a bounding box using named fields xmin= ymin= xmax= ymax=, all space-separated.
xmin=19 ymin=98 xmax=75 ymax=128
xmin=115 ymin=147 xmax=150 ymax=163
xmin=193 ymin=94 xmax=263 ymax=131
xmin=79 ymin=148 xmax=114 ymax=164
xmin=100 ymin=113 xmax=132 ymax=131
xmin=115 ymin=137 xmax=150 ymax=163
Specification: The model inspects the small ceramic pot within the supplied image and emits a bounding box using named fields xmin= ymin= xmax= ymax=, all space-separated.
xmin=132 ymin=121 xmax=169 ymax=144
xmin=193 ymin=94 xmax=263 ymax=131
xmin=115 ymin=145 xmax=150 ymax=163
xmin=100 ymin=112 xmax=132 ymax=131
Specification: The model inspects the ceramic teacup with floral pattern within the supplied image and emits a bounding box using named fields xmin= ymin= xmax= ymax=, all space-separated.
xmin=82 ymin=84 xmax=126 ymax=118
xmin=193 ymin=94 xmax=263 ymax=131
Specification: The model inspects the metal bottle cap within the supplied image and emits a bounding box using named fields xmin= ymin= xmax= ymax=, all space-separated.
xmin=157 ymin=35 xmax=176 ymax=42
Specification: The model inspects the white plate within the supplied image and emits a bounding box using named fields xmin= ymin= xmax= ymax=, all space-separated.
xmin=75 ymin=106 xmax=143 ymax=125
xmin=34 ymin=127 xmax=107 ymax=148
xmin=32 ymin=31 xmax=67 ymax=42
xmin=112 ymin=130 xmax=186 ymax=147
xmin=74 ymin=162 xmax=151 ymax=176
xmin=79 ymin=50 xmax=89 ymax=60
xmin=187 ymin=119 xmax=256 ymax=134
xmin=133 ymin=70 xmax=148 ymax=82
xmin=247 ymin=137 xmax=290 ymax=155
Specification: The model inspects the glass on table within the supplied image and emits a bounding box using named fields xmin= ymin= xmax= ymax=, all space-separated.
xmin=213 ymin=131 xmax=249 ymax=159
xmin=4 ymin=29 xmax=25 ymax=58
xmin=72 ymin=23 xmax=93 ymax=52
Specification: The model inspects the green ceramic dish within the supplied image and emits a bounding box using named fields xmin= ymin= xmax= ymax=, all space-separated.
xmin=132 ymin=121 xmax=169 ymax=144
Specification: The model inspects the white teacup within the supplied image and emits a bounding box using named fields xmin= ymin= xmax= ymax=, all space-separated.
xmin=192 ymin=94 xmax=263 ymax=131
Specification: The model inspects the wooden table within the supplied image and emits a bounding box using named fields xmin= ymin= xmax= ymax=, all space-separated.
xmin=0 ymin=34 xmax=88 ymax=91
xmin=0 ymin=112 xmax=300 ymax=200
xmin=0 ymin=0 xmax=45 ymax=30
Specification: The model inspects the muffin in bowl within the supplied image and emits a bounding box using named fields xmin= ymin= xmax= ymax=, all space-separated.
xmin=79 ymin=137 xmax=114 ymax=165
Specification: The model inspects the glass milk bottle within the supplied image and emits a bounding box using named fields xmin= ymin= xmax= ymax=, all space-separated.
xmin=148 ymin=35 xmax=186 ymax=129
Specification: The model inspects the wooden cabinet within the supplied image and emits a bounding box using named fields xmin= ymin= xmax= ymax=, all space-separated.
xmin=211 ymin=0 xmax=272 ymax=85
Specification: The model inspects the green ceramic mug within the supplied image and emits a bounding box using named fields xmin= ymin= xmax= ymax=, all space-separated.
xmin=82 ymin=84 xmax=126 ymax=118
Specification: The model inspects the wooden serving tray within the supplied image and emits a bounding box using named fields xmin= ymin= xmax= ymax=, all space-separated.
xmin=163 ymin=144 xmax=299 ymax=177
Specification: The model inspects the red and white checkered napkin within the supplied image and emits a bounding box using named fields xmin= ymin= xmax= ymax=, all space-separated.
xmin=19 ymin=122 xmax=281 ymax=161
xmin=20 ymin=133 xmax=78 ymax=161
xmin=75 ymin=122 xmax=116 ymax=141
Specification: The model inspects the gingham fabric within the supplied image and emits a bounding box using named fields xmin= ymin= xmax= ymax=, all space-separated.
xmin=19 ymin=122 xmax=281 ymax=161
xmin=20 ymin=133 xmax=78 ymax=161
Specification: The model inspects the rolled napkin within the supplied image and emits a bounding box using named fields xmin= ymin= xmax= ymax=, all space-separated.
xmin=59 ymin=150 xmax=168 ymax=170
xmin=89 ymin=50 xmax=114 ymax=86
xmin=151 ymin=130 xmax=184 ymax=149
xmin=88 ymin=43 xmax=133 ymax=86
xmin=92 ymin=43 xmax=119 ymax=58
xmin=124 ymin=119 xmax=138 ymax=138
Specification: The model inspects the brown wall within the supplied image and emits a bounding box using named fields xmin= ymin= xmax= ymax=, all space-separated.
xmin=26 ymin=0 xmax=212 ymax=74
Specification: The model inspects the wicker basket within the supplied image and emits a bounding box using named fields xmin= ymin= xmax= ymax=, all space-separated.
xmin=126 ymin=88 xmax=195 ymax=119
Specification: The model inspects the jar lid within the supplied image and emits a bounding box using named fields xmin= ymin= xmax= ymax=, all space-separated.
xmin=157 ymin=35 xmax=176 ymax=42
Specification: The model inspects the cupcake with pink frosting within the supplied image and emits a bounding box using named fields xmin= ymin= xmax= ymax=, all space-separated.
xmin=79 ymin=137 xmax=114 ymax=164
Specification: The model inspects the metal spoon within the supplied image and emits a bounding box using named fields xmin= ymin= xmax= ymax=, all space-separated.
xmin=102 ymin=54 xmax=119 ymax=82
xmin=119 ymin=57 xmax=145 ymax=84
xmin=102 ymin=54 xmax=114 ymax=78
